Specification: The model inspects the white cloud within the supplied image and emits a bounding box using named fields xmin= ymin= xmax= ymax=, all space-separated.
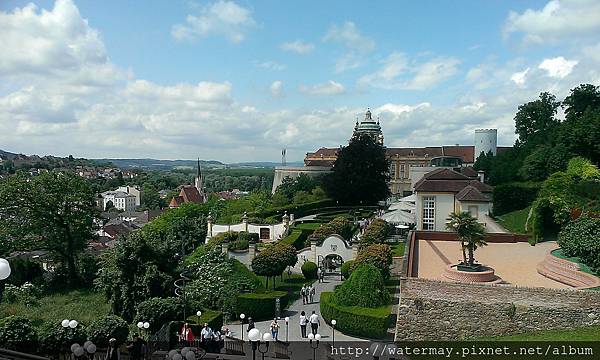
xmin=504 ymin=0 xmax=600 ymax=44
xmin=171 ymin=0 xmax=255 ymax=43
xmin=270 ymin=80 xmax=283 ymax=96
xmin=510 ymin=68 xmax=529 ymax=85
xmin=323 ymin=21 xmax=375 ymax=73
xmin=256 ymin=61 xmax=286 ymax=71
xmin=359 ymin=53 xmax=459 ymax=90
xmin=323 ymin=21 xmax=375 ymax=52
xmin=280 ymin=40 xmax=315 ymax=54
xmin=538 ymin=57 xmax=578 ymax=78
xmin=300 ymin=80 xmax=346 ymax=96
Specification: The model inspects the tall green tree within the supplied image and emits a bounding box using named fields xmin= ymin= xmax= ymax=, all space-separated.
xmin=0 ymin=172 xmax=98 ymax=285
xmin=324 ymin=134 xmax=390 ymax=204
xmin=514 ymin=92 xmax=560 ymax=146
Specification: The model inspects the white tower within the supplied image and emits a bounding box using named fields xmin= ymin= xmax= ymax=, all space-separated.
xmin=474 ymin=129 xmax=497 ymax=160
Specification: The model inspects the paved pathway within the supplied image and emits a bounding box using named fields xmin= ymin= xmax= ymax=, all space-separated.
xmin=230 ymin=273 xmax=366 ymax=342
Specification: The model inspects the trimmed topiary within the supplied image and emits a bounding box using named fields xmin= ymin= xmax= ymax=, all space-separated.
xmin=352 ymin=243 xmax=393 ymax=279
xmin=301 ymin=261 xmax=318 ymax=279
xmin=330 ymin=264 xmax=390 ymax=308
xmin=320 ymin=292 xmax=390 ymax=339
xmin=341 ymin=260 xmax=354 ymax=280
xmin=87 ymin=315 xmax=129 ymax=347
xmin=236 ymin=291 xmax=288 ymax=321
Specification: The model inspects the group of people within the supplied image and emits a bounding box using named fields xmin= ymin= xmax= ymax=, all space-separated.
xmin=178 ymin=322 xmax=230 ymax=352
xmin=299 ymin=310 xmax=321 ymax=338
xmin=300 ymin=284 xmax=316 ymax=304
xmin=358 ymin=217 xmax=371 ymax=234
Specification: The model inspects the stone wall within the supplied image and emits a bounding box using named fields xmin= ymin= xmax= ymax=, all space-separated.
xmin=395 ymin=278 xmax=600 ymax=341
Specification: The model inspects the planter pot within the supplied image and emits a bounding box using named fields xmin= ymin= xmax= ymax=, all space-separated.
xmin=456 ymin=263 xmax=484 ymax=272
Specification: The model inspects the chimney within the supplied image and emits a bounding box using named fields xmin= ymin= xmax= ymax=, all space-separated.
xmin=478 ymin=170 xmax=485 ymax=183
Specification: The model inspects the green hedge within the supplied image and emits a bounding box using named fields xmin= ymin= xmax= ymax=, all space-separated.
xmin=187 ymin=310 xmax=224 ymax=331
xmin=493 ymin=182 xmax=541 ymax=215
xmin=341 ymin=260 xmax=354 ymax=280
xmin=250 ymin=199 xmax=334 ymax=219
xmin=558 ymin=216 xmax=600 ymax=272
xmin=301 ymin=261 xmax=318 ymax=279
xmin=236 ymin=291 xmax=288 ymax=321
xmin=320 ymin=292 xmax=391 ymax=339
xmin=281 ymin=228 xmax=312 ymax=250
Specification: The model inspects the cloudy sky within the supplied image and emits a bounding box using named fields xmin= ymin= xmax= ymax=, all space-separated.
xmin=1 ymin=0 xmax=599 ymax=162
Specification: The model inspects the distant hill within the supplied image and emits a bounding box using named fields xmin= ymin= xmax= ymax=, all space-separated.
xmin=0 ymin=149 xmax=17 ymax=160
xmin=98 ymin=158 xmax=226 ymax=170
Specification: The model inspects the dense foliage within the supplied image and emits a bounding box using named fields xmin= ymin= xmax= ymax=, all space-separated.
xmin=330 ymin=264 xmax=390 ymax=308
xmin=96 ymin=204 xmax=207 ymax=320
xmin=38 ymin=321 xmax=88 ymax=355
xmin=351 ymin=244 xmax=393 ymax=279
xmin=0 ymin=172 xmax=98 ymax=285
xmin=0 ymin=316 xmax=39 ymax=352
xmin=87 ymin=315 xmax=129 ymax=346
xmin=324 ymin=134 xmax=390 ymax=205
xmin=134 ymin=297 xmax=184 ymax=333
xmin=557 ymin=216 xmax=600 ymax=271
xmin=360 ymin=219 xmax=391 ymax=246
xmin=492 ymin=182 xmax=541 ymax=215
xmin=187 ymin=249 xmax=260 ymax=318
xmin=341 ymin=260 xmax=354 ymax=280
xmin=251 ymin=244 xmax=296 ymax=288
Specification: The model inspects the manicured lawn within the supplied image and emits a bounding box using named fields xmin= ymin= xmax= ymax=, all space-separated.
xmin=389 ymin=242 xmax=405 ymax=257
xmin=484 ymin=325 xmax=600 ymax=341
xmin=0 ymin=290 xmax=110 ymax=327
xmin=294 ymin=222 xmax=323 ymax=230
xmin=497 ymin=206 xmax=531 ymax=234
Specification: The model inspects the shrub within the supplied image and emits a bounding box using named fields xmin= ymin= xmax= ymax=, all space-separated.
xmin=558 ymin=216 xmax=600 ymax=271
xmin=493 ymin=182 xmax=541 ymax=215
xmin=361 ymin=219 xmax=390 ymax=245
xmin=0 ymin=316 xmax=38 ymax=352
xmin=2 ymin=282 xmax=42 ymax=306
xmin=328 ymin=217 xmax=354 ymax=240
xmin=331 ymin=264 xmax=390 ymax=308
xmin=238 ymin=231 xmax=259 ymax=243
xmin=87 ymin=315 xmax=129 ymax=347
xmin=301 ymin=261 xmax=318 ymax=280
xmin=320 ymin=292 xmax=390 ymax=339
xmin=281 ymin=229 xmax=311 ymax=250
xmin=236 ymin=291 xmax=288 ymax=321
xmin=341 ymin=260 xmax=354 ymax=280
xmin=77 ymin=252 xmax=99 ymax=289
xmin=38 ymin=321 xmax=88 ymax=355
xmin=207 ymin=231 xmax=239 ymax=248
xmin=352 ymin=244 xmax=393 ymax=279
xmin=229 ymin=238 xmax=250 ymax=251
xmin=135 ymin=297 xmax=184 ymax=333
xmin=308 ymin=224 xmax=335 ymax=243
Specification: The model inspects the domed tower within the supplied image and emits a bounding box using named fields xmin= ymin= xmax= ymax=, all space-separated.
xmin=474 ymin=129 xmax=497 ymax=160
xmin=351 ymin=108 xmax=384 ymax=145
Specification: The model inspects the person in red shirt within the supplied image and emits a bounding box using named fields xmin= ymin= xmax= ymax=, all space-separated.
xmin=179 ymin=323 xmax=195 ymax=347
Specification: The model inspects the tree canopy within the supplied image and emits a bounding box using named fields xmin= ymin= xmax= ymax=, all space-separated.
xmin=0 ymin=172 xmax=98 ymax=285
xmin=324 ymin=134 xmax=390 ymax=204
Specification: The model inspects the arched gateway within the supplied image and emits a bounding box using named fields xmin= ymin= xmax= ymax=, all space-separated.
xmin=311 ymin=234 xmax=356 ymax=271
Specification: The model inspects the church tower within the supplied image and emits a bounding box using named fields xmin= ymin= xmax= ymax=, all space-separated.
xmin=194 ymin=158 xmax=207 ymax=203
xmin=351 ymin=108 xmax=384 ymax=145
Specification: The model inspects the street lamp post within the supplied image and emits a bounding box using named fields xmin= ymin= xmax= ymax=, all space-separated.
xmin=71 ymin=341 xmax=96 ymax=359
xmin=307 ymin=333 xmax=321 ymax=360
xmin=331 ymin=319 xmax=336 ymax=346
xmin=136 ymin=321 xmax=150 ymax=340
xmin=239 ymin=313 xmax=246 ymax=341
xmin=284 ymin=317 xmax=289 ymax=342
xmin=0 ymin=258 xmax=12 ymax=303
xmin=248 ymin=328 xmax=271 ymax=360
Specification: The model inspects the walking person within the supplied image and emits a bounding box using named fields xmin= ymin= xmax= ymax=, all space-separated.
xmin=317 ymin=267 xmax=321 ymax=283
xmin=269 ymin=318 xmax=280 ymax=341
xmin=126 ymin=334 xmax=145 ymax=360
xmin=309 ymin=311 xmax=320 ymax=335
xmin=301 ymin=285 xmax=307 ymax=305
xmin=200 ymin=323 xmax=213 ymax=351
xmin=247 ymin=317 xmax=255 ymax=332
xmin=105 ymin=338 xmax=120 ymax=360
xmin=299 ymin=311 xmax=308 ymax=338
xmin=308 ymin=285 xmax=315 ymax=303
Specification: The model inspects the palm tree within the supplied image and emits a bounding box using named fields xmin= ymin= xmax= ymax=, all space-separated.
xmin=446 ymin=211 xmax=487 ymax=266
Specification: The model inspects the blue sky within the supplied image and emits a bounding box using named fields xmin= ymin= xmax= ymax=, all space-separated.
xmin=1 ymin=0 xmax=599 ymax=162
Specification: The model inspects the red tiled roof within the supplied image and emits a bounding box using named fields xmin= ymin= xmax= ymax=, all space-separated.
xmin=304 ymin=159 xmax=336 ymax=167
xmin=180 ymin=186 xmax=203 ymax=204
xmin=422 ymin=168 xmax=470 ymax=180
xmin=456 ymin=185 xmax=491 ymax=202
xmin=308 ymin=147 xmax=339 ymax=157
xmin=459 ymin=166 xmax=479 ymax=178
xmin=169 ymin=195 xmax=184 ymax=208
xmin=414 ymin=168 xmax=493 ymax=195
